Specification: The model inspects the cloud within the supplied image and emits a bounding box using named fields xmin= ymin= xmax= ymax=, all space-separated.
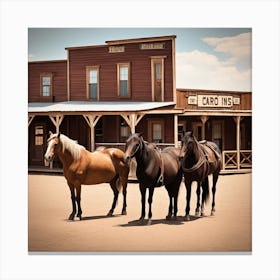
xmin=176 ymin=50 xmax=251 ymax=91
xmin=202 ymin=32 xmax=252 ymax=66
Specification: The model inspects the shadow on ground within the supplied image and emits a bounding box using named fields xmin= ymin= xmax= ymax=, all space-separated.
xmin=117 ymin=215 xmax=201 ymax=227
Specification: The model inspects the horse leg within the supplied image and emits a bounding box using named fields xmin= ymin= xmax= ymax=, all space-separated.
xmin=185 ymin=180 xmax=192 ymax=221
xmin=211 ymin=173 xmax=219 ymax=215
xmin=147 ymin=186 xmax=155 ymax=225
xmin=201 ymin=177 xmax=209 ymax=217
xmin=173 ymin=188 xmax=179 ymax=220
xmin=75 ymin=185 xmax=83 ymax=220
xmin=139 ymin=184 xmax=146 ymax=222
xmin=119 ymin=176 xmax=128 ymax=215
xmin=195 ymin=182 xmax=201 ymax=216
xmin=166 ymin=187 xmax=173 ymax=220
xmin=108 ymin=179 xmax=119 ymax=216
xmin=68 ymin=183 xmax=76 ymax=220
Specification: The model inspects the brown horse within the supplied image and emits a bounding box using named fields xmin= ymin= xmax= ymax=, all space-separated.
xmin=179 ymin=131 xmax=221 ymax=220
xmin=124 ymin=133 xmax=182 ymax=225
xmin=44 ymin=132 xmax=129 ymax=220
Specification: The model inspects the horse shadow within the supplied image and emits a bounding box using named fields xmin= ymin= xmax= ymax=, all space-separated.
xmin=64 ymin=214 xmax=122 ymax=222
xmin=117 ymin=215 xmax=201 ymax=227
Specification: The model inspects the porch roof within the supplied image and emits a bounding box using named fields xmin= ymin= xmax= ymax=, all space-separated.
xmin=28 ymin=101 xmax=176 ymax=113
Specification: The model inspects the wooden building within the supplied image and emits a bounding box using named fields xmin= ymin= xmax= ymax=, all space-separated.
xmin=28 ymin=35 xmax=252 ymax=173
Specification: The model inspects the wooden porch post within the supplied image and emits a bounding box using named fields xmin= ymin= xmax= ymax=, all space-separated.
xmin=121 ymin=113 xmax=144 ymax=134
xmin=28 ymin=115 xmax=35 ymax=126
xmin=174 ymin=114 xmax=178 ymax=148
xmin=200 ymin=116 xmax=209 ymax=140
xmin=234 ymin=116 xmax=241 ymax=169
xmin=83 ymin=114 xmax=102 ymax=151
xmin=49 ymin=114 xmax=64 ymax=133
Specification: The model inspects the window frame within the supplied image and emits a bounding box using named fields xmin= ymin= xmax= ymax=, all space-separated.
xmin=117 ymin=63 xmax=131 ymax=98
xmin=40 ymin=73 xmax=53 ymax=98
xmin=86 ymin=66 xmax=100 ymax=100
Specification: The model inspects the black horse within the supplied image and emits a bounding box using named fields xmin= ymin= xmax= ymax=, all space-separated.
xmin=179 ymin=131 xmax=221 ymax=220
xmin=124 ymin=133 xmax=182 ymax=225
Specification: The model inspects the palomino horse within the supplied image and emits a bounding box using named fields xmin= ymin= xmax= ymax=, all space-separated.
xmin=124 ymin=133 xmax=182 ymax=225
xmin=44 ymin=132 xmax=129 ymax=220
xmin=179 ymin=131 xmax=221 ymax=220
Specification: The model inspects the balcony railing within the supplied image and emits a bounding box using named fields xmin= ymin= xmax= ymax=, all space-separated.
xmin=222 ymin=150 xmax=252 ymax=170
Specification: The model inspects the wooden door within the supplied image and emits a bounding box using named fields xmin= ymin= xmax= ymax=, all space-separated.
xmin=29 ymin=123 xmax=47 ymax=165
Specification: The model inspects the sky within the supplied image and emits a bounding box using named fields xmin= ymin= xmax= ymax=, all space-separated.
xmin=28 ymin=28 xmax=252 ymax=91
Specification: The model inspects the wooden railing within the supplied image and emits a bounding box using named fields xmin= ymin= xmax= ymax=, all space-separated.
xmin=222 ymin=150 xmax=252 ymax=170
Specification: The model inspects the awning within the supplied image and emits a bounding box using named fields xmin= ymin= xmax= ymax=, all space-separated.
xmin=28 ymin=101 xmax=176 ymax=113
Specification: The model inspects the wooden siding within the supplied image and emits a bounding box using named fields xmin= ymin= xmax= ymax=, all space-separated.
xmin=28 ymin=61 xmax=67 ymax=102
xmin=176 ymin=89 xmax=252 ymax=110
xmin=68 ymin=40 xmax=174 ymax=102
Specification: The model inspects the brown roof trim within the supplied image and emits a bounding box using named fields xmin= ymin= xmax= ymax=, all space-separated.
xmin=28 ymin=59 xmax=67 ymax=64
xmin=176 ymin=88 xmax=252 ymax=94
xmin=106 ymin=35 xmax=176 ymax=45
xmin=65 ymin=44 xmax=107 ymax=50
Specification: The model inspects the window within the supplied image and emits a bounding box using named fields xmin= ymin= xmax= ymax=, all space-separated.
xmin=40 ymin=74 xmax=52 ymax=97
xmin=117 ymin=63 xmax=130 ymax=98
xmin=120 ymin=119 xmax=130 ymax=142
xmin=35 ymin=125 xmax=44 ymax=146
xmin=86 ymin=66 xmax=99 ymax=100
xmin=212 ymin=121 xmax=223 ymax=150
xmin=148 ymin=120 xmax=164 ymax=143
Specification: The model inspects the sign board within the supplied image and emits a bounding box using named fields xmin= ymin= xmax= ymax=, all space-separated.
xmin=188 ymin=94 xmax=240 ymax=108
xmin=140 ymin=43 xmax=165 ymax=50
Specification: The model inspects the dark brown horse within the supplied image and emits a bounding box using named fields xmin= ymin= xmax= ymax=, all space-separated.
xmin=179 ymin=131 xmax=221 ymax=220
xmin=44 ymin=132 xmax=129 ymax=220
xmin=124 ymin=133 xmax=182 ymax=225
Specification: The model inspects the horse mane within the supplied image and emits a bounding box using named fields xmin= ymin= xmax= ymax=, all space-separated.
xmin=59 ymin=134 xmax=85 ymax=161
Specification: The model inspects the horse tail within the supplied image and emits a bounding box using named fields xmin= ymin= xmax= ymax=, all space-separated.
xmin=202 ymin=177 xmax=210 ymax=204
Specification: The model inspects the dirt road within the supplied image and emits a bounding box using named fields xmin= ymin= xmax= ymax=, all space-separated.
xmin=28 ymin=173 xmax=251 ymax=252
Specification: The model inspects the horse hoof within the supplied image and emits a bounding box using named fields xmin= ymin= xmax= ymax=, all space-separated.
xmin=201 ymin=212 xmax=206 ymax=217
xmin=107 ymin=211 xmax=113 ymax=217
xmin=147 ymin=219 xmax=152 ymax=226
xmin=211 ymin=211 xmax=215 ymax=216
xmin=68 ymin=213 xmax=75 ymax=220
xmin=121 ymin=210 xmax=127 ymax=215
xmin=195 ymin=211 xmax=200 ymax=216
xmin=173 ymin=216 xmax=178 ymax=221
xmin=185 ymin=215 xmax=190 ymax=221
xmin=166 ymin=215 xmax=172 ymax=220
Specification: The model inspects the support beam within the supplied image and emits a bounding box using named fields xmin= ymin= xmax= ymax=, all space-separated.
xmin=234 ymin=116 xmax=241 ymax=169
xmin=83 ymin=114 xmax=102 ymax=151
xmin=121 ymin=113 xmax=145 ymax=134
xmin=200 ymin=116 xmax=209 ymax=140
xmin=174 ymin=114 xmax=178 ymax=148
xmin=49 ymin=114 xmax=64 ymax=133
xmin=28 ymin=115 xmax=35 ymax=126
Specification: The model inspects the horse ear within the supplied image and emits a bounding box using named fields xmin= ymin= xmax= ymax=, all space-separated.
xmin=49 ymin=131 xmax=53 ymax=136
xmin=57 ymin=132 xmax=61 ymax=138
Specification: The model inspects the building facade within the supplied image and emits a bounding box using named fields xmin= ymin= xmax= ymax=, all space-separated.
xmin=28 ymin=35 xmax=252 ymax=173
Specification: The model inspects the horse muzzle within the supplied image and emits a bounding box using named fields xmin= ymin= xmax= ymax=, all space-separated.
xmin=44 ymin=155 xmax=54 ymax=167
xmin=124 ymin=155 xmax=131 ymax=164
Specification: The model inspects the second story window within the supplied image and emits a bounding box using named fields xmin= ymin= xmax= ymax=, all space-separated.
xmin=40 ymin=74 xmax=52 ymax=97
xmin=86 ymin=66 xmax=99 ymax=100
xmin=117 ymin=63 xmax=130 ymax=98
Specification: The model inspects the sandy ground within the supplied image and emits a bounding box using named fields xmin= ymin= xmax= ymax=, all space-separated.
xmin=28 ymin=173 xmax=251 ymax=252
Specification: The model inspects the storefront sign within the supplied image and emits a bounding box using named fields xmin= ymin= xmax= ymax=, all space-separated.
xmin=188 ymin=94 xmax=240 ymax=108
